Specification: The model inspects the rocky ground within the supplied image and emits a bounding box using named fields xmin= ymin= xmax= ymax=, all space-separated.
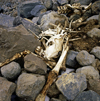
xmin=0 ymin=0 xmax=100 ymax=101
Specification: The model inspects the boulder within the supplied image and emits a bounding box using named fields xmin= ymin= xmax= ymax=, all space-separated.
xmin=0 ymin=14 xmax=14 ymax=27
xmin=66 ymin=50 xmax=79 ymax=68
xmin=76 ymin=66 xmax=99 ymax=80
xmin=13 ymin=17 xmax=41 ymax=36
xmin=88 ymin=79 xmax=100 ymax=95
xmin=91 ymin=59 xmax=100 ymax=72
xmin=87 ymin=15 xmax=99 ymax=21
xmin=31 ymin=5 xmax=47 ymax=17
xmin=40 ymin=11 xmax=69 ymax=31
xmin=87 ymin=28 xmax=100 ymax=38
xmin=92 ymin=1 xmax=100 ymax=15
xmin=0 ymin=77 xmax=16 ymax=101
xmin=57 ymin=0 xmax=68 ymax=5
xmin=56 ymin=73 xmax=87 ymax=101
xmin=0 ymin=25 xmax=40 ymax=62
xmin=24 ymin=54 xmax=47 ymax=74
xmin=91 ymin=46 xmax=100 ymax=59
xmin=50 ymin=98 xmax=61 ymax=101
xmin=74 ymin=90 xmax=100 ymax=101
xmin=70 ymin=0 xmax=92 ymax=5
xmin=52 ymin=0 xmax=59 ymax=11
xmin=59 ymin=94 xmax=67 ymax=101
xmin=19 ymin=1 xmax=41 ymax=18
xmin=43 ymin=0 xmax=53 ymax=9
xmin=1 ymin=62 xmax=21 ymax=80
xmin=16 ymin=73 xmax=45 ymax=101
xmin=76 ymin=50 xmax=95 ymax=66
xmin=45 ymin=96 xmax=50 ymax=101
xmin=32 ymin=17 xmax=39 ymax=24
xmin=47 ymin=83 xmax=60 ymax=98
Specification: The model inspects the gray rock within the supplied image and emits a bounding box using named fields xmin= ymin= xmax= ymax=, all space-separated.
xmin=88 ymin=79 xmax=100 ymax=95
xmin=21 ymin=18 xmax=41 ymax=36
xmin=0 ymin=14 xmax=14 ymax=27
xmin=37 ymin=10 xmax=51 ymax=25
xmin=87 ymin=15 xmax=99 ymax=21
xmin=0 ymin=25 xmax=40 ymax=63
xmin=0 ymin=77 xmax=16 ymax=101
xmin=99 ymin=13 xmax=100 ymax=25
xmin=74 ymin=90 xmax=100 ymax=101
xmin=56 ymin=73 xmax=87 ymax=101
xmin=87 ymin=28 xmax=100 ymax=38
xmin=66 ymin=50 xmax=79 ymax=68
xmin=1 ymin=62 xmax=21 ymax=80
xmin=92 ymin=1 xmax=100 ymax=15
xmin=60 ymin=68 xmax=75 ymax=75
xmin=91 ymin=46 xmax=100 ymax=59
xmin=45 ymin=96 xmax=50 ymax=101
xmin=13 ymin=17 xmax=41 ymax=36
xmin=76 ymin=66 xmax=99 ymax=80
xmin=40 ymin=11 xmax=69 ymax=31
xmin=19 ymin=1 xmax=41 ymax=18
xmin=76 ymin=50 xmax=95 ymax=66
xmin=52 ymin=1 xmax=58 ymax=11
xmin=57 ymin=0 xmax=68 ymax=5
xmin=59 ymin=94 xmax=67 ymax=101
xmin=24 ymin=54 xmax=47 ymax=74
xmin=16 ymin=73 xmax=45 ymax=101
xmin=50 ymin=98 xmax=61 ymax=101
xmin=47 ymin=83 xmax=60 ymax=97
xmin=91 ymin=59 xmax=100 ymax=72
xmin=31 ymin=5 xmax=47 ymax=17
xmin=70 ymin=0 xmax=92 ymax=5
xmin=43 ymin=0 xmax=53 ymax=9
xmin=32 ymin=17 xmax=39 ymax=24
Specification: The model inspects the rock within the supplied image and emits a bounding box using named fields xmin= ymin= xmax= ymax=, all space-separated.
xmin=88 ymin=79 xmax=100 ymax=95
xmin=60 ymin=68 xmax=75 ymax=76
xmin=76 ymin=66 xmax=99 ymax=80
xmin=76 ymin=50 xmax=95 ymax=66
xmin=87 ymin=28 xmax=100 ymax=38
xmin=52 ymin=1 xmax=58 ymax=11
xmin=43 ymin=0 xmax=53 ymax=9
xmin=0 ymin=6 xmax=3 ymax=13
xmin=91 ymin=46 xmax=100 ymax=59
xmin=87 ymin=15 xmax=99 ymax=21
xmin=24 ymin=54 xmax=47 ymax=74
xmin=13 ymin=17 xmax=41 ymax=35
xmin=40 ymin=11 xmax=69 ymax=31
xmin=37 ymin=10 xmax=51 ymax=25
xmin=21 ymin=18 xmax=41 ymax=36
xmin=70 ymin=0 xmax=92 ymax=5
xmin=56 ymin=73 xmax=87 ymax=101
xmin=0 ymin=25 xmax=40 ymax=62
xmin=59 ymin=94 xmax=67 ymax=101
xmin=0 ymin=14 xmax=14 ymax=27
xmin=16 ymin=73 xmax=45 ymax=101
xmin=91 ymin=59 xmax=100 ymax=72
xmin=50 ymin=98 xmax=61 ymax=101
xmin=31 ymin=5 xmax=47 ymax=17
xmin=92 ymin=1 xmax=100 ymax=15
xmin=69 ymin=14 xmax=81 ymax=22
xmin=0 ymin=77 xmax=16 ymax=101
xmin=19 ymin=1 xmax=41 ymax=18
xmin=66 ymin=50 xmax=79 ymax=68
xmin=1 ymin=62 xmax=21 ymax=80
xmin=74 ymin=90 xmax=100 ymax=101
xmin=32 ymin=17 xmax=39 ymax=24
xmin=47 ymin=83 xmax=60 ymax=98
xmin=57 ymin=0 xmax=68 ymax=5
xmin=45 ymin=96 xmax=50 ymax=101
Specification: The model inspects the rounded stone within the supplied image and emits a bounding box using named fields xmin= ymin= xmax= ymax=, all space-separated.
xmin=1 ymin=62 xmax=21 ymax=80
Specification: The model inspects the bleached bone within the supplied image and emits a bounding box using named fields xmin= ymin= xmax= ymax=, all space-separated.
xmin=35 ymin=35 xmax=70 ymax=101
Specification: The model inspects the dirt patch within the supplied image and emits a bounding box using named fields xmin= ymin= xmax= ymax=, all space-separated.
xmin=70 ymin=19 xmax=100 ymax=52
